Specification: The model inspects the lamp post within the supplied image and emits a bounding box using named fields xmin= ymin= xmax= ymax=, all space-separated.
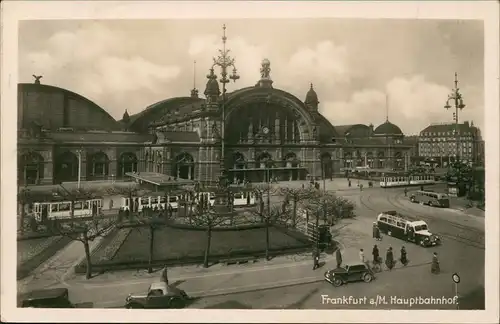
xmin=76 ymin=149 xmax=83 ymax=189
xmin=444 ymin=72 xmax=466 ymax=163
xmin=212 ymin=24 xmax=240 ymax=189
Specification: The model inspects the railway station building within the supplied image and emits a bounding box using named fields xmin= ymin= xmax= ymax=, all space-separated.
xmin=17 ymin=61 xmax=415 ymax=186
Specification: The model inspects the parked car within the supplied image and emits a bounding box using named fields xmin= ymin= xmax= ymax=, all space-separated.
xmin=18 ymin=288 xmax=92 ymax=308
xmin=125 ymin=282 xmax=189 ymax=309
xmin=324 ymin=262 xmax=375 ymax=287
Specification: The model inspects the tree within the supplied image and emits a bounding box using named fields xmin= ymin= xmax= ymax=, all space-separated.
xmin=190 ymin=199 xmax=227 ymax=268
xmin=278 ymin=187 xmax=316 ymax=227
xmin=18 ymin=188 xmax=33 ymax=235
xmin=131 ymin=207 xmax=171 ymax=273
xmin=52 ymin=214 xmax=118 ymax=279
xmin=248 ymin=183 xmax=290 ymax=260
xmin=445 ymin=161 xmax=473 ymax=197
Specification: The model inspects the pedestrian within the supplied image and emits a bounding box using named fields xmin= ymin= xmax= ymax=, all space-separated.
xmin=404 ymin=187 xmax=408 ymax=197
xmin=109 ymin=199 xmax=114 ymax=210
xmin=372 ymin=245 xmax=380 ymax=264
xmin=375 ymin=225 xmax=382 ymax=241
xmin=400 ymin=246 xmax=408 ymax=266
xmin=385 ymin=247 xmax=394 ymax=271
xmin=335 ymin=247 xmax=342 ymax=268
xmin=312 ymin=250 xmax=320 ymax=270
xmin=348 ymin=180 xmax=351 ymax=187
xmin=431 ymin=252 xmax=440 ymax=274
xmin=359 ymin=249 xmax=365 ymax=263
xmin=372 ymin=222 xmax=377 ymax=239
xmin=360 ymin=183 xmax=363 ymax=192
xmin=161 ymin=265 xmax=169 ymax=284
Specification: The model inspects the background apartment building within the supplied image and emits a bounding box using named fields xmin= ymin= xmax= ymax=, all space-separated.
xmin=418 ymin=121 xmax=484 ymax=167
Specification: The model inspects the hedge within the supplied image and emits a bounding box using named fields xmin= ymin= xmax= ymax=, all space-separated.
xmin=17 ymin=236 xmax=72 ymax=280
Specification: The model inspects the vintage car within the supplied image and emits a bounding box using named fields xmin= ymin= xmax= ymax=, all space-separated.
xmin=125 ymin=282 xmax=189 ymax=309
xmin=324 ymin=262 xmax=375 ymax=287
xmin=18 ymin=288 xmax=92 ymax=308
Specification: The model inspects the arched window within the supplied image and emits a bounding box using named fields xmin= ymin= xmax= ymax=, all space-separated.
xmin=156 ymin=152 xmax=162 ymax=173
xmin=144 ymin=151 xmax=150 ymax=172
xmin=118 ymin=152 xmax=138 ymax=178
xmin=284 ymin=152 xmax=300 ymax=181
xmin=19 ymin=152 xmax=44 ymax=185
xmin=320 ymin=152 xmax=332 ymax=179
xmin=87 ymin=152 xmax=110 ymax=180
xmin=256 ymin=152 xmax=273 ymax=169
xmin=232 ymin=152 xmax=246 ymax=169
xmin=174 ymin=153 xmax=195 ymax=180
xmin=54 ymin=151 xmax=79 ymax=183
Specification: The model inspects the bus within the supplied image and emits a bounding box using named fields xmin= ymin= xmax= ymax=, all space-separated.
xmin=376 ymin=211 xmax=441 ymax=247
xmin=409 ymin=190 xmax=450 ymax=208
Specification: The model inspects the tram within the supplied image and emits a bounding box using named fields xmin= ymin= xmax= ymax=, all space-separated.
xmin=379 ymin=175 xmax=436 ymax=188
xmin=232 ymin=191 xmax=256 ymax=207
xmin=32 ymin=198 xmax=103 ymax=223
xmin=120 ymin=193 xmax=183 ymax=212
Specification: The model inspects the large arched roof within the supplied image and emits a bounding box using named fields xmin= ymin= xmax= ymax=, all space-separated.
xmin=19 ymin=83 xmax=117 ymax=123
xmin=127 ymin=97 xmax=204 ymax=132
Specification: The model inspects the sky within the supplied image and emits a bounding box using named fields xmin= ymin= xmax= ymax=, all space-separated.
xmin=18 ymin=19 xmax=484 ymax=135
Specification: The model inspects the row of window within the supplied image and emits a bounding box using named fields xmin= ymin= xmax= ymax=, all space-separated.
xmin=419 ymin=137 xmax=474 ymax=142
xmin=420 ymin=142 xmax=473 ymax=148
xmin=420 ymin=130 xmax=474 ymax=137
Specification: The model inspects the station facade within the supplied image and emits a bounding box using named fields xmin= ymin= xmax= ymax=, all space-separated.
xmin=17 ymin=62 xmax=415 ymax=186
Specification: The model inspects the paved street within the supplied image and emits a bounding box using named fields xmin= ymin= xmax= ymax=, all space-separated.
xmin=17 ymin=181 xmax=485 ymax=310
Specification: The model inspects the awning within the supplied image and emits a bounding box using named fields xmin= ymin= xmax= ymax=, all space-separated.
xmin=125 ymin=172 xmax=195 ymax=186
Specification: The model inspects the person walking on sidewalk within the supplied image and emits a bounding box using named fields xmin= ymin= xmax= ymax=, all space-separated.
xmin=359 ymin=249 xmax=365 ymax=263
xmin=431 ymin=252 xmax=440 ymax=274
xmin=385 ymin=247 xmax=395 ymax=271
xmin=404 ymin=187 xmax=408 ymax=197
xmin=372 ymin=245 xmax=380 ymax=264
xmin=161 ymin=265 xmax=169 ymax=284
xmin=312 ymin=250 xmax=320 ymax=270
xmin=335 ymin=247 xmax=342 ymax=269
xmin=400 ymin=246 xmax=409 ymax=266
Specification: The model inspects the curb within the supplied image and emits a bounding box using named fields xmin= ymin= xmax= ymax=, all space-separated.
xmin=189 ymin=276 xmax=324 ymax=299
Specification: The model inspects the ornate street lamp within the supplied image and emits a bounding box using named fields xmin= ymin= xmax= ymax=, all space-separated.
xmin=444 ymin=72 xmax=466 ymax=162
xmin=212 ymin=24 xmax=240 ymax=190
xmin=207 ymin=25 xmax=240 ymax=215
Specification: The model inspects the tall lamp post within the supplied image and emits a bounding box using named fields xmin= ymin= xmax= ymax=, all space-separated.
xmin=212 ymin=24 xmax=240 ymax=190
xmin=444 ymin=72 xmax=466 ymax=163
xmin=76 ymin=149 xmax=83 ymax=189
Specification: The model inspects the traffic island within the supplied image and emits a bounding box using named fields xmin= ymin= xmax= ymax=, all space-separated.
xmin=74 ymin=223 xmax=312 ymax=275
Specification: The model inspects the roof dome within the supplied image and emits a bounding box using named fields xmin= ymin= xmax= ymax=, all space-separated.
xmin=305 ymin=83 xmax=319 ymax=106
xmin=204 ymin=68 xmax=220 ymax=97
xmin=373 ymin=121 xmax=403 ymax=136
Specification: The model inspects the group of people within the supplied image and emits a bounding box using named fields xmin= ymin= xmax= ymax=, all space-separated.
xmin=365 ymin=245 xmax=408 ymax=270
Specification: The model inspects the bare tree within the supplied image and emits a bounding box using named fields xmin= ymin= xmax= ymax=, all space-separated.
xmin=130 ymin=208 xmax=171 ymax=273
xmin=247 ymin=184 xmax=290 ymax=260
xmin=18 ymin=188 xmax=34 ymax=235
xmin=278 ymin=187 xmax=316 ymax=227
xmin=189 ymin=198 xmax=228 ymax=268
xmin=51 ymin=215 xmax=118 ymax=279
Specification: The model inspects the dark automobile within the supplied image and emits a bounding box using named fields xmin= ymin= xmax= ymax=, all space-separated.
xmin=18 ymin=288 xmax=92 ymax=308
xmin=324 ymin=262 xmax=375 ymax=287
xmin=125 ymin=282 xmax=189 ymax=309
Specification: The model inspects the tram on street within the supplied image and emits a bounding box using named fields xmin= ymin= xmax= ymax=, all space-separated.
xmin=376 ymin=211 xmax=441 ymax=247
xmin=32 ymin=198 xmax=103 ymax=223
xmin=232 ymin=190 xmax=256 ymax=207
xmin=120 ymin=192 xmax=184 ymax=212
xmin=409 ymin=190 xmax=450 ymax=208
xmin=379 ymin=175 xmax=436 ymax=188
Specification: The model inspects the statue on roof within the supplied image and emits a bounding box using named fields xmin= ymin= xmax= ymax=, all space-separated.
xmin=32 ymin=75 xmax=43 ymax=84
xmin=260 ymin=59 xmax=271 ymax=79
